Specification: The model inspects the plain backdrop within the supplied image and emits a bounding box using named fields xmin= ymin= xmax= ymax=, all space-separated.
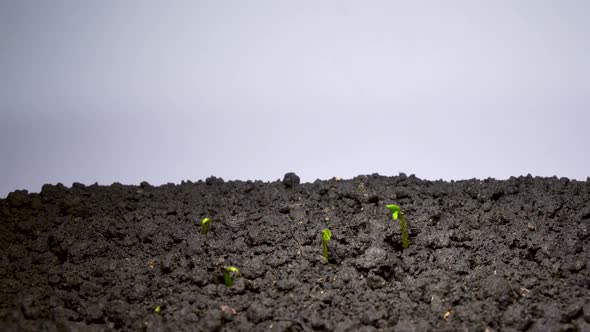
xmin=1 ymin=1 xmax=589 ymax=197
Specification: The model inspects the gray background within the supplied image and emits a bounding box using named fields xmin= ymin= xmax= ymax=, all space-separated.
xmin=1 ymin=1 xmax=589 ymax=198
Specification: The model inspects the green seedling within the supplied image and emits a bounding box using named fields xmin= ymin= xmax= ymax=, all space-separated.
xmin=154 ymin=305 xmax=161 ymax=314
xmin=224 ymin=266 xmax=240 ymax=287
xmin=200 ymin=217 xmax=211 ymax=235
xmin=322 ymin=228 xmax=332 ymax=261
xmin=387 ymin=204 xmax=409 ymax=250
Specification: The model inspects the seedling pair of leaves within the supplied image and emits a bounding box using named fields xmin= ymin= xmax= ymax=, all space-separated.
xmin=387 ymin=204 xmax=409 ymax=250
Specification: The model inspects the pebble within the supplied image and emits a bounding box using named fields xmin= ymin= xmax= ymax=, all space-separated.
xmin=282 ymin=172 xmax=300 ymax=188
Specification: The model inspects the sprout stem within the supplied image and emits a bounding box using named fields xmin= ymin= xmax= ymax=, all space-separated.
xmin=386 ymin=204 xmax=409 ymax=250
xmin=201 ymin=217 xmax=211 ymax=235
xmin=399 ymin=213 xmax=409 ymax=250
xmin=322 ymin=228 xmax=332 ymax=261
xmin=224 ymin=266 xmax=240 ymax=287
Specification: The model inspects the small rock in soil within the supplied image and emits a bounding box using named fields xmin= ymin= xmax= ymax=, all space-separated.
xmin=160 ymin=253 xmax=178 ymax=273
xmin=247 ymin=302 xmax=271 ymax=323
xmin=202 ymin=309 xmax=223 ymax=331
xmin=7 ymin=190 xmax=30 ymax=207
xmin=282 ymin=172 xmax=300 ymax=188
xmin=85 ymin=303 xmax=104 ymax=323
xmin=366 ymin=272 xmax=386 ymax=289
xmin=229 ymin=278 xmax=246 ymax=294
xmin=276 ymin=278 xmax=298 ymax=291
xmin=481 ymin=275 xmax=514 ymax=305
xmin=334 ymin=320 xmax=356 ymax=332
xmin=360 ymin=307 xmax=383 ymax=325
xmin=241 ymin=257 xmax=267 ymax=279
xmin=125 ymin=283 xmax=148 ymax=302
xmin=501 ymin=303 xmax=531 ymax=330
xmin=355 ymin=246 xmax=387 ymax=270
xmin=205 ymin=176 xmax=224 ymax=185
xmin=20 ymin=294 xmax=40 ymax=319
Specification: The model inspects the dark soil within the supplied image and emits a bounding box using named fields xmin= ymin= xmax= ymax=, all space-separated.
xmin=1 ymin=173 xmax=589 ymax=332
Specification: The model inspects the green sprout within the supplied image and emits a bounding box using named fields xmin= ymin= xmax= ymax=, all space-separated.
xmin=322 ymin=228 xmax=332 ymax=261
xmin=201 ymin=217 xmax=211 ymax=235
xmin=224 ymin=266 xmax=240 ymax=287
xmin=154 ymin=305 xmax=161 ymax=314
xmin=387 ymin=204 xmax=409 ymax=250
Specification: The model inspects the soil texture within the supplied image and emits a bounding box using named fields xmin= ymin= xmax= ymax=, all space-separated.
xmin=1 ymin=173 xmax=589 ymax=331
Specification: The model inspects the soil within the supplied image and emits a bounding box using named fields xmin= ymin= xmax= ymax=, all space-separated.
xmin=1 ymin=173 xmax=589 ymax=332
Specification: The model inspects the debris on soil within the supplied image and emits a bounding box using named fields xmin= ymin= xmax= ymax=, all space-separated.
xmin=0 ymin=173 xmax=589 ymax=331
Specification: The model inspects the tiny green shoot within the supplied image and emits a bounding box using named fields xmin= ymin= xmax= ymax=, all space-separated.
xmin=224 ymin=266 xmax=240 ymax=287
xmin=387 ymin=204 xmax=409 ymax=250
xmin=201 ymin=217 xmax=211 ymax=235
xmin=154 ymin=305 xmax=161 ymax=314
xmin=322 ymin=228 xmax=332 ymax=261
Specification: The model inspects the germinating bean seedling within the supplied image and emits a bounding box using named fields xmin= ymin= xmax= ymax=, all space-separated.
xmin=200 ymin=217 xmax=211 ymax=235
xmin=322 ymin=228 xmax=332 ymax=261
xmin=224 ymin=266 xmax=240 ymax=287
xmin=387 ymin=204 xmax=409 ymax=250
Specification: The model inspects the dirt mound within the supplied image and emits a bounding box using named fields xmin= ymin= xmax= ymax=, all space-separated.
xmin=1 ymin=174 xmax=589 ymax=331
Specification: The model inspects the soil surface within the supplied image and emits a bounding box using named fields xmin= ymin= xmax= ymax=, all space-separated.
xmin=1 ymin=173 xmax=589 ymax=332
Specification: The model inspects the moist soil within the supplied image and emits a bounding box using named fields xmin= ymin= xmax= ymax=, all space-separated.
xmin=1 ymin=173 xmax=589 ymax=332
